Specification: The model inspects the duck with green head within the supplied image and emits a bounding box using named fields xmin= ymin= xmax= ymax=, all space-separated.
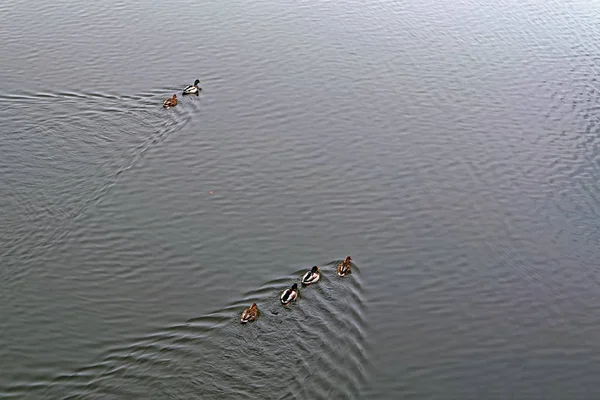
xmin=182 ymin=79 xmax=201 ymax=95
xmin=280 ymin=283 xmax=299 ymax=305
xmin=302 ymin=266 xmax=321 ymax=285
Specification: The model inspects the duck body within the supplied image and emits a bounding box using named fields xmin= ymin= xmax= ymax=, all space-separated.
xmin=163 ymin=94 xmax=177 ymax=108
xmin=301 ymin=266 xmax=321 ymax=285
xmin=280 ymin=283 xmax=299 ymax=305
xmin=182 ymin=79 xmax=201 ymax=95
xmin=337 ymin=256 xmax=352 ymax=277
xmin=240 ymin=303 xmax=259 ymax=323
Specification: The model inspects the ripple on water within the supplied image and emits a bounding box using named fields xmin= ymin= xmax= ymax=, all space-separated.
xmin=0 ymin=89 xmax=197 ymax=281
xmin=22 ymin=261 xmax=369 ymax=399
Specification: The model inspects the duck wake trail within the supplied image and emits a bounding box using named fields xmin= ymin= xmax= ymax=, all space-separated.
xmin=26 ymin=261 xmax=369 ymax=399
xmin=0 ymin=88 xmax=201 ymax=282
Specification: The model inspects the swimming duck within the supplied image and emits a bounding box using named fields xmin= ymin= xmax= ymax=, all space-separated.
xmin=301 ymin=266 xmax=321 ymax=285
xmin=280 ymin=283 xmax=299 ymax=305
xmin=163 ymin=94 xmax=177 ymax=108
xmin=182 ymin=79 xmax=201 ymax=95
xmin=337 ymin=256 xmax=352 ymax=277
xmin=240 ymin=303 xmax=259 ymax=324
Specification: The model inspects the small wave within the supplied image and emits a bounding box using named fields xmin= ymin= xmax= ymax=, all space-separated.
xmin=0 ymin=87 xmax=201 ymax=285
xmin=25 ymin=260 xmax=369 ymax=399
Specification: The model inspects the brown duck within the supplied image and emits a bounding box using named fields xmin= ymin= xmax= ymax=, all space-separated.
xmin=337 ymin=256 xmax=352 ymax=277
xmin=240 ymin=303 xmax=259 ymax=323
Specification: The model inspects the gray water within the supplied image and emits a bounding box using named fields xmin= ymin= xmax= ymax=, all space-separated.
xmin=2 ymin=0 xmax=600 ymax=398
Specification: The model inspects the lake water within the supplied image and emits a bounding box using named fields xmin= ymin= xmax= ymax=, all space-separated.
xmin=2 ymin=0 xmax=600 ymax=398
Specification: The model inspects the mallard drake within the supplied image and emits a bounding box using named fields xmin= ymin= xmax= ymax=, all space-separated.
xmin=182 ymin=79 xmax=201 ymax=95
xmin=301 ymin=266 xmax=321 ymax=285
xmin=280 ymin=283 xmax=299 ymax=305
xmin=163 ymin=94 xmax=177 ymax=108
xmin=240 ymin=303 xmax=259 ymax=323
xmin=337 ymin=256 xmax=352 ymax=277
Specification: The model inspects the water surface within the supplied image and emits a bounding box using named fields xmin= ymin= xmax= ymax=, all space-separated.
xmin=2 ymin=0 xmax=600 ymax=398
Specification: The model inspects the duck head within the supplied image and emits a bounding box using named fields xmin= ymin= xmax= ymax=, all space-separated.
xmin=344 ymin=256 xmax=352 ymax=263
xmin=291 ymin=283 xmax=298 ymax=290
xmin=311 ymin=266 xmax=319 ymax=274
xmin=194 ymin=79 xmax=200 ymax=86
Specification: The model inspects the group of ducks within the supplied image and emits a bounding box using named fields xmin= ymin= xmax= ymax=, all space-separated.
xmin=240 ymin=256 xmax=353 ymax=323
xmin=162 ymin=79 xmax=201 ymax=108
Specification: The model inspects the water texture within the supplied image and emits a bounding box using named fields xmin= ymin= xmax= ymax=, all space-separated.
xmin=1 ymin=0 xmax=600 ymax=398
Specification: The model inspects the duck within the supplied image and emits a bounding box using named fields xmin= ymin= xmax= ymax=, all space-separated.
xmin=163 ymin=94 xmax=177 ymax=108
xmin=301 ymin=266 xmax=321 ymax=285
xmin=182 ymin=79 xmax=201 ymax=95
xmin=280 ymin=283 xmax=299 ymax=305
xmin=337 ymin=256 xmax=352 ymax=277
xmin=240 ymin=303 xmax=259 ymax=324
